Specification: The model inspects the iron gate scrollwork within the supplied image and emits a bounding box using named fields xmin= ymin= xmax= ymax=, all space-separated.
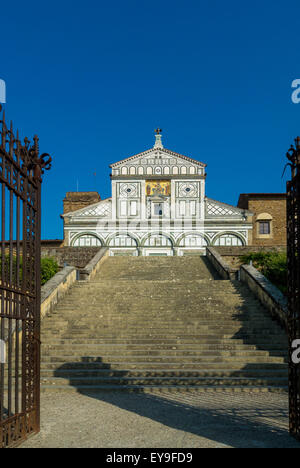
xmin=0 ymin=105 xmax=51 ymax=448
xmin=287 ymin=136 xmax=300 ymax=440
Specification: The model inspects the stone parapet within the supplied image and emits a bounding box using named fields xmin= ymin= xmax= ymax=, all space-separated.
xmin=240 ymin=264 xmax=288 ymax=330
xmin=206 ymin=247 xmax=237 ymax=280
xmin=41 ymin=266 xmax=77 ymax=320
xmin=78 ymin=248 xmax=109 ymax=281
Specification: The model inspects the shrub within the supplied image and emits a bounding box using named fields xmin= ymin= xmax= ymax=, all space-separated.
xmin=0 ymin=255 xmax=58 ymax=286
xmin=41 ymin=257 xmax=59 ymax=286
xmin=241 ymin=251 xmax=287 ymax=294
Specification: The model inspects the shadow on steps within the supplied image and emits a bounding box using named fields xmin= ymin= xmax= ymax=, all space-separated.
xmin=229 ymin=281 xmax=289 ymax=360
xmin=52 ymin=357 xmax=296 ymax=448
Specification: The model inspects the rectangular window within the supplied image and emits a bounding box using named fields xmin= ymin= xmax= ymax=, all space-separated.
xmin=189 ymin=201 xmax=196 ymax=216
xmin=120 ymin=201 xmax=127 ymax=216
xmin=259 ymin=221 xmax=270 ymax=235
xmin=179 ymin=201 xmax=186 ymax=216
xmin=130 ymin=201 xmax=137 ymax=216
xmin=154 ymin=203 xmax=163 ymax=216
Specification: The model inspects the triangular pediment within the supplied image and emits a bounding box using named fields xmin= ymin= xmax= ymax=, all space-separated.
xmin=110 ymin=147 xmax=206 ymax=168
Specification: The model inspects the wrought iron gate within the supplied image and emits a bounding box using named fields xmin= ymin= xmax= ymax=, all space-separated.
xmin=0 ymin=105 xmax=51 ymax=448
xmin=287 ymin=136 xmax=300 ymax=440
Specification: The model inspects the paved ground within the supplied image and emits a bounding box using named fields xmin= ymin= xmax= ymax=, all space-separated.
xmin=20 ymin=390 xmax=300 ymax=448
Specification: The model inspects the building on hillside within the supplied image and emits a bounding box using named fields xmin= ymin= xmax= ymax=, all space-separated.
xmin=61 ymin=130 xmax=254 ymax=256
xmin=237 ymin=193 xmax=286 ymax=246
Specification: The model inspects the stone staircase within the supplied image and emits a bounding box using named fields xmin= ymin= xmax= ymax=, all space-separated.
xmin=40 ymin=256 xmax=288 ymax=393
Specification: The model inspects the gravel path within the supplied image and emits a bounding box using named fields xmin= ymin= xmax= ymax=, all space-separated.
xmin=20 ymin=390 xmax=300 ymax=448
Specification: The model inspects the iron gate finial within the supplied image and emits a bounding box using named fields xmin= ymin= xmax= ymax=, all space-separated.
xmin=0 ymin=105 xmax=52 ymax=182
xmin=285 ymin=136 xmax=300 ymax=178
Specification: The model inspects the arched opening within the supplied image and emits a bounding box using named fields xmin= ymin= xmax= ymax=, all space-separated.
xmin=108 ymin=234 xmax=138 ymax=247
xmin=213 ymin=233 xmax=245 ymax=246
xmin=178 ymin=234 xmax=208 ymax=247
xmin=143 ymin=234 xmax=173 ymax=248
xmin=181 ymin=166 xmax=187 ymax=175
xmin=72 ymin=233 xmax=102 ymax=247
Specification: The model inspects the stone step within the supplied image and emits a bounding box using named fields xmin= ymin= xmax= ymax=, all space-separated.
xmin=54 ymin=289 xmax=261 ymax=295
xmin=87 ymin=258 xmax=219 ymax=281
xmin=42 ymin=327 xmax=284 ymax=334
xmin=39 ymin=385 xmax=288 ymax=394
xmin=39 ymin=368 xmax=288 ymax=378
xmin=74 ymin=280 xmax=232 ymax=285
xmin=38 ymin=256 xmax=288 ymax=392
xmin=5 ymin=372 xmax=287 ymax=387
xmin=43 ymin=309 xmax=276 ymax=315
xmin=40 ymin=355 xmax=286 ymax=364
xmin=39 ymin=361 xmax=288 ymax=370
xmin=46 ymin=316 xmax=276 ymax=324
xmin=59 ymin=284 xmax=244 ymax=291
xmin=41 ymin=352 xmax=286 ymax=361
xmin=42 ymin=327 xmax=283 ymax=335
xmin=50 ymin=297 xmax=264 ymax=304
xmin=41 ymin=346 xmax=285 ymax=357
xmin=66 ymin=289 xmax=240 ymax=295
xmin=73 ymin=278 xmax=232 ymax=284
xmin=40 ymin=338 xmax=288 ymax=346
xmin=50 ymin=300 xmax=269 ymax=306
xmin=50 ymin=305 xmax=268 ymax=312
xmin=40 ymin=343 xmax=286 ymax=351
xmin=46 ymin=317 xmax=272 ymax=324
xmin=43 ymin=319 xmax=278 ymax=327
xmin=41 ymin=332 xmax=287 ymax=341
xmin=50 ymin=307 xmax=266 ymax=314
xmin=42 ymin=319 xmax=284 ymax=328
xmin=39 ymin=376 xmax=288 ymax=387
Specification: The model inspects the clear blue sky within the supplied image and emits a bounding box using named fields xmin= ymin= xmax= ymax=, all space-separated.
xmin=1 ymin=0 xmax=300 ymax=239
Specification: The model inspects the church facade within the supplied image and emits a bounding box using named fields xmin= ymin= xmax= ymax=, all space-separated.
xmin=62 ymin=131 xmax=253 ymax=256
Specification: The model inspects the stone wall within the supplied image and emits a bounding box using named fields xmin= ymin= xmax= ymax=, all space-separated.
xmin=41 ymin=246 xmax=101 ymax=269
xmin=63 ymin=191 xmax=101 ymax=214
xmin=213 ymin=245 xmax=287 ymax=269
xmin=238 ymin=194 xmax=286 ymax=246
xmin=249 ymin=198 xmax=286 ymax=246
xmin=41 ymin=239 xmax=63 ymax=249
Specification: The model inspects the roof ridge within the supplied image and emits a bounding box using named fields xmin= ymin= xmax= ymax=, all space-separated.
xmin=62 ymin=198 xmax=111 ymax=217
xmin=206 ymin=197 xmax=252 ymax=213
